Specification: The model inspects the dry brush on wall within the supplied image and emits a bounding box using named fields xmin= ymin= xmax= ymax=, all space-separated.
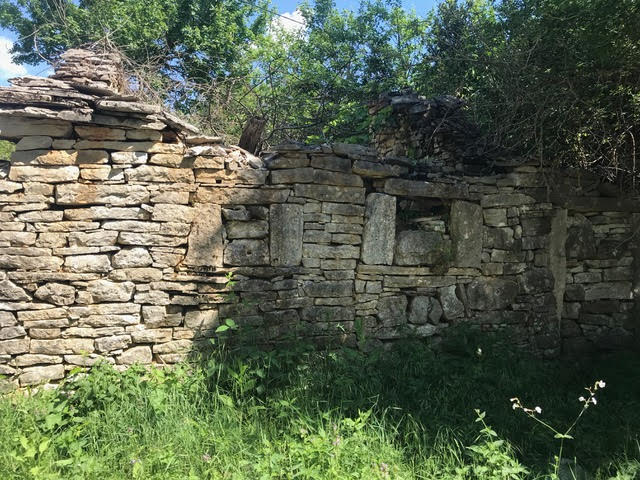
xmin=0 ymin=49 xmax=638 ymax=388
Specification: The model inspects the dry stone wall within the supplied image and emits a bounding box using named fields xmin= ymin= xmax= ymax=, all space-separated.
xmin=0 ymin=49 xmax=638 ymax=387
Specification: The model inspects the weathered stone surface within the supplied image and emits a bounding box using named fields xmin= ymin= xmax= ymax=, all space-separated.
xmin=481 ymin=193 xmax=536 ymax=208
xmin=35 ymin=283 xmax=76 ymax=305
xmin=95 ymin=335 xmax=131 ymax=353
xmin=15 ymin=136 xmax=53 ymax=150
xmin=352 ymin=160 xmax=408 ymax=178
xmin=226 ymin=220 xmax=268 ymax=239
xmin=195 ymin=187 xmax=289 ymax=204
xmin=183 ymin=203 xmax=223 ymax=269
xmin=64 ymin=255 xmax=112 ymax=273
xmin=300 ymin=305 xmax=354 ymax=322
xmin=271 ymin=168 xmax=314 ymax=184
xmin=394 ymin=231 xmax=450 ymax=266
xmin=184 ymin=310 xmax=219 ymax=330
xmin=377 ymin=295 xmax=407 ymax=326
xmin=0 ymin=255 xmax=63 ymax=271
xmin=361 ymin=193 xmax=395 ymax=265
xmin=466 ymin=278 xmax=519 ymax=310
xmin=56 ymin=184 xmax=149 ymax=205
xmin=0 ymin=279 xmax=30 ymax=301
xmin=9 ymin=165 xmax=80 ymax=183
xmin=86 ymin=280 xmax=135 ymax=302
xmin=270 ymin=204 xmax=303 ymax=266
xmin=483 ymin=208 xmax=507 ymax=227
xmin=224 ymin=239 xmax=269 ymax=266
xmin=117 ymin=346 xmax=152 ymax=364
xmin=112 ymin=248 xmax=153 ymax=268
xmin=11 ymin=149 xmax=78 ymax=165
xmin=19 ymin=365 xmax=65 ymax=386
xmin=0 ymin=338 xmax=29 ymax=354
xmin=450 ymin=201 xmax=482 ymax=268
xmin=111 ymin=151 xmax=148 ymax=164
xmin=68 ymin=230 xmax=118 ymax=246
xmin=0 ymin=117 xmax=72 ymax=138
xmin=408 ymin=296 xmax=443 ymax=324
xmin=294 ymin=184 xmax=364 ymax=204
xmin=75 ymin=126 xmax=125 ymax=140
xmin=30 ymin=339 xmax=94 ymax=355
xmin=384 ymin=178 xmax=469 ymax=199
xmin=438 ymin=286 xmax=465 ymax=320
xmin=520 ymin=268 xmax=555 ymax=294
xmin=152 ymin=339 xmax=193 ymax=354
xmin=566 ymin=217 xmax=596 ymax=260
xmin=0 ymin=326 xmax=26 ymax=340
xmin=125 ymin=165 xmax=195 ymax=183
xmin=14 ymin=354 xmax=62 ymax=367
xmin=584 ymin=282 xmax=632 ymax=300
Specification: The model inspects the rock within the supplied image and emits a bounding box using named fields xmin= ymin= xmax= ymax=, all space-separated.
xmin=521 ymin=216 xmax=552 ymax=236
xmin=520 ymin=268 xmax=555 ymax=294
xmin=408 ymin=296 xmax=443 ymax=324
xmin=384 ymin=178 xmax=469 ymax=199
xmin=483 ymin=208 xmax=507 ymax=227
xmin=270 ymin=204 xmax=303 ymax=266
xmin=224 ymin=239 xmax=269 ymax=266
xmin=294 ymin=184 xmax=364 ymax=204
xmin=56 ymin=184 xmax=149 ymax=206
xmin=183 ymin=203 xmax=223 ymax=269
xmin=352 ymin=160 xmax=408 ymax=178
xmin=0 ymin=117 xmax=72 ymax=138
xmin=361 ymin=193 xmax=396 ymax=265
xmin=0 ymin=312 xmax=16 ymax=327
xmin=450 ymin=201 xmax=482 ymax=268
xmin=11 ymin=149 xmax=78 ymax=165
xmin=125 ymin=165 xmax=194 ymax=183
xmin=0 ymin=326 xmax=26 ymax=340
xmin=466 ymin=278 xmax=519 ymax=310
xmin=15 ymin=136 xmax=53 ymax=150
xmin=152 ymin=340 xmax=193 ymax=354
xmin=35 ymin=283 xmax=76 ymax=305
xmin=584 ymin=282 xmax=632 ymax=300
xmin=117 ymin=346 xmax=152 ymax=365
xmin=111 ymin=151 xmax=148 ymax=164
xmin=0 ymin=279 xmax=30 ymax=301
xmin=303 ymin=244 xmax=359 ymax=259
xmin=271 ymin=168 xmax=314 ymax=184
xmin=77 ymin=150 xmax=110 ymax=164
xmin=112 ymin=248 xmax=153 ymax=268
xmin=68 ymin=230 xmax=118 ymax=247
xmin=377 ymin=295 xmax=407 ymax=326
xmin=9 ymin=165 xmax=78 ymax=183
xmin=394 ymin=230 xmax=450 ymax=266
xmin=64 ymin=255 xmax=112 ymax=273
xmin=86 ymin=280 xmax=135 ymax=302
xmin=566 ymin=217 xmax=596 ymax=259
xmin=300 ymin=306 xmax=354 ymax=321
xmin=226 ymin=220 xmax=268 ymax=239
xmin=303 ymin=280 xmax=353 ymax=297
xmin=95 ymin=335 xmax=131 ymax=353
xmin=151 ymin=204 xmax=195 ymax=223
xmin=19 ymin=365 xmax=65 ymax=386
xmin=0 ymin=338 xmax=30 ymax=354
xmin=194 ymin=187 xmax=289 ymax=205
xmin=14 ymin=354 xmax=62 ymax=367
xmin=481 ymin=193 xmax=536 ymax=207
xmin=184 ymin=310 xmax=219 ymax=330
xmin=437 ymin=286 xmax=465 ymax=320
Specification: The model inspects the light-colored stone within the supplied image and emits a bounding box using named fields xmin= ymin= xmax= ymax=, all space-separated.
xmin=117 ymin=346 xmax=152 ymax=364
xmin=183 ymin=203 xmax=223 ymax=269
xmin=64 ymin=255 xmax=112 ymax=273
xmin=125 ymin=165 xmax=195 ymax=183
xmin=361 ymin=193 xmax=395 ymax=265
xmin=111 ymin=151 xmax=148 ymax=164
xmin=34 ymin=283 xmax=76 ymax=305
xmin=86 ymin=280 xmax=135 ymax=302
xmin=56 ymin=184 xmax=150 ymax=206
xmin=0 ymin=279 xmax=30 ymax=301
xmin=270 ymin=204 xmax=303 ymax=266
xmin=437 ymin=286 xmax=465 ymax=320
xmin=450 ymin=201 xmax=482 ymax=268
xmin=408 ymin=296 xmax=443 ymax=324
xmin=19 ymin=365 xmax=65 ymax=386
xmin=224 ymin=239 xmax=269 ymax=266
xmin=226 ymin=220 xmax=268 ymax=239
xmin=395 ymin=230 xmax=450 ymax=266
xmin=112 ymin=248 xmax=153 ymax=268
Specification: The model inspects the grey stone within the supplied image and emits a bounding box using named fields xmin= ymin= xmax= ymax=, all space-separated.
xmin=86 ymin=280 xmax=135 ymax=302
xmin=584 ymin=282 xmax=632 ymax=301
xmin=303 ymin=280 xmax=353 ymax=297
xmin=483 ymin=208 xmax=507 ymax=227
xmin=19 ymin=365 xmax=65 ymax=386
xmin=437 ymin=286 xmax=465 ymax=320
xmin=377 ymin=295 xmax=407 ymax=326
xmin=269 ymin=204 xmax=303 ymax=266
xmin=117 ymin=346 xmax=152 ymax=365
xmin=408 ymin=296 xmax=443 ymax=324
xmin=34 ymin=283 xmax=76 ymax=306
xmin=300 ymin=306 xmax=354 ymax=322
xmin=0 ymin=279 xmax=30 ymax=301
xmin=64 ymin=255 xmax=112 ymax=273
xmin=15 ymin=136 xmax=53 ymax=150
xmin=519 ymin=268 xmax=555 ymax=294
xmin=112 ymin=248 xmax=153 ymax=268
xmin=183 ymin=203 xmax=223 ymax=269
xmin=224 ymin=239 xmax=269 ymax=266
xmin=466 ymin=278 xmax=519 ymax=310
xmin=226 ymin=220 xmax=268 ymax=239
xmin=394 ymin=230 xmax=450 ymax=266
xmin=95 ymin=335 xmax=131 ymax=353
xmin=56 ymin=184 xmax=150 ymax=206
xmin=0 ymin=326 xmax=26 ymax=340
xmin=294 ymin=184 xmax=364 ymax=204
xmin=450 ymin=201 xmax=482 ymax=268
xmin=384 ymin=178 xmax=469 ymax=199
xmin=361 ymin=193 xmax=395 ymax=265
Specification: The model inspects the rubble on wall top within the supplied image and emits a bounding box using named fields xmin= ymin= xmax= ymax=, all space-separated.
xmin=0 ymin=47 xmax=202 ymax=138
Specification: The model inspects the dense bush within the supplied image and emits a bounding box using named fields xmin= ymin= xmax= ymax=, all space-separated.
xmin=1 ymin=335 xmax=639 ymax=478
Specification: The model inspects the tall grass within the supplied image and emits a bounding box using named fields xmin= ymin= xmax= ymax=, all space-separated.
xmin=1 ymin=330 xmax=639 ymax=479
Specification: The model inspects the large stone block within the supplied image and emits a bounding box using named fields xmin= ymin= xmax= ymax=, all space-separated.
xmin=450 ymin=201 xmax=482 ymax=268
xmin=19 ymin=365 xmax=65 ymax=386
xmin=384 ymin=178 xmax=469 ymax=199
xmin=466 ymin=278 xmax=519 ymax=310
xmin=86 ymin=280 xmax=135 ymax=302
xmin=56 ymin=184 xmax=150 ymax=206
xmin=183 ymin=203 xmax=223 ymax=269
xmin=34 ymin=283 xmax=76 ymax=305
xmin=9 ymin=165 xmax=79 ymax=183
xmin=224 ymin=239 xmax=269 ymax=266
xmin=437 ymin=286 xmax=465 ymax=320
xmin=408 ymin=296 xmax=443 ymax=324
xmin=195 ymin=187 xmax=289 ymax=205
xmin=270 ymin=204 xmax=303 ymax=266
xmin=64 ymin=255 xmax=112 ymax=273
xmin=124 ymin=165 xmax=195 ymax=183
xmin=394 ymin=231 xmax=450 ymax=266
xmin=294 ymin=184 xmax=364 ymax=204
xmin=361 ymin=193 xmax=395 ymax=265
xmin=0 ymin=117 xmax=72 ymax=138
xmin=377 ymin=295 xmax=407 ymax=326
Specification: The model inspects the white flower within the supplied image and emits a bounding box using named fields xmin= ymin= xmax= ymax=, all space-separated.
xmin=534 ymin=406 xmax=542 ymax=414
xmin=591 ymin=397 xmax=597 ymax=405
xmin=578 ymin=396 xmax=585 ymax=402
xmin=512 ymin=403 xmax=518 ymax=410
xmin=597 ymin=380 xmax=606 ymax=389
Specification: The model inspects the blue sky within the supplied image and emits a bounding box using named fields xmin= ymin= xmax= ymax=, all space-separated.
xmin=0 ymin=0 xmax=439 ymax=85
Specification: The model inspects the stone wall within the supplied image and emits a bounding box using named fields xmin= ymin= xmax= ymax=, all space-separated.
xmin=0 ymin=50 xmax=638 ymax=387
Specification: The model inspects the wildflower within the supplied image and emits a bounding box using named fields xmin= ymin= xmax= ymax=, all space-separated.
xmin=476 ymin=347 xmax=483 ymax=356
xmin=591 ymin=397 xmax=597 ymax=405
xmin=597 ymin=380 xmax=606 ymax=389
xmin=130 ymin=458 xmax=140 ymax=465
xmin=380 ymin=463 xmax=389 ymax=473
xmin=512 ymin=403 xmax=518 ymax=410
xmin=579 ymin=396 xmax=585 ymax=402
xmin=534 ymin=406 xmax=542 ymax=414
xmin=202 ymin=453 xmax=211 ymax=462
xmin=333 ymin=436 xmax=342 ymax=446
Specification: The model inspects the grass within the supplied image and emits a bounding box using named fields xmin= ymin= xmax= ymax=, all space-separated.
xmin=1 ymin=328 xmax=639 ymax=479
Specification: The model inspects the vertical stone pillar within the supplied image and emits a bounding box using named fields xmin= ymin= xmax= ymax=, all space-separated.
xmin=450 ymin=200 xmax=482 ymax=268
xmin=361 ymin=193 xmax=396 ymax=265
xmin=270 ymin=204 xmax=303 ymax=266
xmin=183 ymin=203 xmax=223 ymax=268
xmin=549 ymin=208 xmax=568 ymax=325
